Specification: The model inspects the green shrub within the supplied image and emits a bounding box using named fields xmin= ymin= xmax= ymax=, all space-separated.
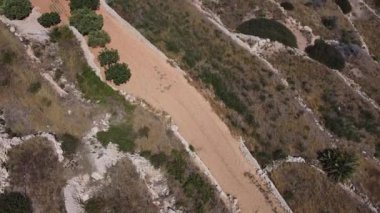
xmin=183 ymin=173 xmax=213 ymax=205
xmin=272 ymin=149 xmax=287 ymax=160
xmin=149 ymin=152 xmax=167 ymax=168
xmin=280 ymin=2 xmax=294 ymax=10
xmin=335 ymin=0 xmax=352 ymax=14
xmin=0 ymin=192 xmax=32 ymax=213
xmin=97 ymin=124 xmax=136 ymax=152
xmin=3 ymin=0 xmax=32 ymax=20
xmin=69 ymin=8 xmax=103 ymax=35
xmin=1 ymin=49 xmax=16 ymax=65
xmin=305 ymin=39 xmax=345 ymax=70
xmin=59 ymin=133 xmax=80 ymax=157
xmin=236 ymin=18 xmax=297 ymax=48
xmin=98 ymin=48 xmax=119 ymax=67
xmin=166 ymin=150 xmax=186 ymax=181
xmin=321 ymin=16 xmax=337 ymax=30
xmin=49 ymin=26 xmax=74 ymax=43
xmin=38 ymin=12 xmax=61 ymax=28
xmin=88 ymin=30 xmax=111 ymax=47
xmin=375 ymin=143 xmax=380 ymax=159
xmin=70 ymin=0 xmax=99 ymax=10
xmin=28 ymin=82 xmax=41 ymax=94
xmin=105 ymin=63 xmax=131 ymax=85
xmin=317 ymin=148 xmax=357 ymax=182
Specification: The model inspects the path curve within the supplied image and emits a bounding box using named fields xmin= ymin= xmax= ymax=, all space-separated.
xmin=30 ymin=1 xmax=286 ymax=212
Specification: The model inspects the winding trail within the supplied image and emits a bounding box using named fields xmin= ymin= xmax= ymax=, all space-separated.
xmin=30 ymin=0 xmax=286 ymax=212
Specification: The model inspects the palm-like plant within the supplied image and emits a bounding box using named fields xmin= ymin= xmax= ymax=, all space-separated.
xmin=317 ymin=149 xmax=357 ymax=182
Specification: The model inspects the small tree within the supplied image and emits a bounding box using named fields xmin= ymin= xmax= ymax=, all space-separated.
xmin=70 ymin=0 xmax=99 ymax=10
xmin=318 ymin=148 xmax=357 ymax=182
xmin=3 ymin=0 xmax=32 ymax=20
xmin=69 ymin=8 xmax=103 ymax=35
xmin=98 ymin=48 xmax=119 ymax=67
xmin=38 ymin=12 xmax=61 ymax=28
xmin=105 ymin=63 xmax=131 ymax=85
xmin=88 ymin=30 xmax=111 ymax=47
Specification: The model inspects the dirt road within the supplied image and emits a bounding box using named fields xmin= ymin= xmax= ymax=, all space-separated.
xmin=30 ymin=1 xmax=285 ymax=212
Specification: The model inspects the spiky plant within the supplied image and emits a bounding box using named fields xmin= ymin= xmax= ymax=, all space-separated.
xmin=317 ymin=149 xmax=357 ymax=182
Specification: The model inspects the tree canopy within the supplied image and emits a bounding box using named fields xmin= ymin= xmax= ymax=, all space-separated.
xmin=105 ymin=63 xmax=131 ymax=85
xmin=70 ymin=0 xmax=99 ymax=11
xmin=69 ymin=8 xmax=103 ymax=35
xmin=98 ymin=49 xmax=119 ymax=67
xmin=38 ymin=12 xmax=61 ymax=28
xmin=88 ymin=30 xmax=111 ymax=47
xmin=3 ymin=0 xmax=32 ymax=20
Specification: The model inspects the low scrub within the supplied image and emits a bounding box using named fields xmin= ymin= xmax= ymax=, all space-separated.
xmin=280 ymin=2 xmax=294 ymax=11
xmin=318 ymin=148 xmax=357 ymax=182
xmin=88 ymin=30 xmax=111 ymax=47
xmin=0 ymin=192 xmax=32 ymax=213
xmin=306 ymin=39 xmax=345 ymax=70
xmin=2 ymin=0 xmax=32 ymax=20
xmin=38 ymin=12 xmax=61 ymax=28
xmin=69 ymin=8 xmax=103 ymax=35
xmin=236 ymin=18 xmax=297 ymax=47
xmin=97 ymin=124 xmax=136 ymax=152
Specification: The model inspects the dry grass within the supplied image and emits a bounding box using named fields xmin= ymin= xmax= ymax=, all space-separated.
xmin=84 ymin=158 xmax=158 ymax=213
xmin=270 ymin=163 xmax=372 ymax=213
xmin=6 ymin=137 xmax=67 ymax=213
xmin=0 ymin=24 xmax=93 ymax=137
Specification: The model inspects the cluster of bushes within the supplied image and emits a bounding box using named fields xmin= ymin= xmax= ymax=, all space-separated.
xmin=280 ymin=2 xmax=294 ymax=11
xmin=335 ymin=0 xmax=352 ymax=14
xmin=38 ymin=12 xmax=61 ymax=28
xmin=0 ymin=192 xmax=32 ymax=213
xmin=317 ymin=148 xmax=357 ymax=182
xmin=2 ymin=0 xmax=32 ymax=20
xmin=306 ymin=39 xmax=345 ymax=70
xmin=98 ymin=49 xmax=131 ymax=85
xmin=236 ymin=18 xmax=298 ymax=48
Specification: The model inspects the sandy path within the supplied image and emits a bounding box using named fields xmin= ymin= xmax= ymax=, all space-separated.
xmin=30 ymin=1 xmax=284 ymax=212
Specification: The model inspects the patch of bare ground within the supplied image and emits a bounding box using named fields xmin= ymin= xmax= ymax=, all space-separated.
xmin=270 ymin=163 xmax=372 ymax=213
xmin=5 ymin=137 xmax=67 ymax=212
xmin=84 ymin=158 xmax=158 ymax=213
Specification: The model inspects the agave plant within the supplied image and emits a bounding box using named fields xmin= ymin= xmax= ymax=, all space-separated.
xmin=317 ymin=149 xmax=357 ymax=182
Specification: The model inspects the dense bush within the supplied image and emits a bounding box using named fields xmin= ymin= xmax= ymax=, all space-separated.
xmin=335 ymin=0 xmax=352 ymax=14
xmin=318 ymin=149 xmax=357 ymax=182
xmin=321 ymin=16 xmax=337 ymax=30
xmin=59 ymin=133 xmax=79 ymax=157
xmin=69 ymin=8 xmax=103 ymax=35
xmin=3 ymin=0 xmax=32 ymax=20
xmin=0 ymin=192 xmax=32 ymax=213
xmin=280 ymin=2 xmax=294 ymax=10
xmin=105 ymin=63 xmax=131 ymax=85
xmin=183 ymin=173 xmax=213 ymax=208
xmin=70 ymin=0 xmax=99 ymax=10
xmin=306 ymin=39 xmax=345 ymax=70
xmin=88 ymin=30 xmax=111 ymax=47
xmin=236 ymin=18 xmax=297 ymax=47
xmin=38 ymin=12 xmax=61 ymax=28
xmin=98 ymin=48 xmax=119 ymax=67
